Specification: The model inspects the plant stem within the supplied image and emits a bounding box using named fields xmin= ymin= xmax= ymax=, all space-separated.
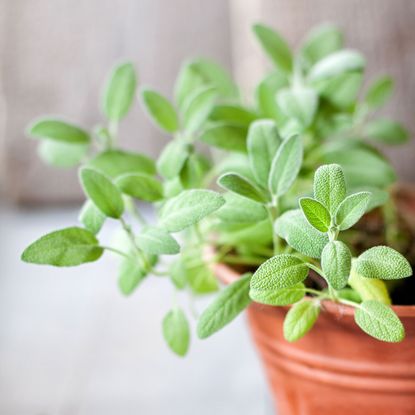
xmin=221 ymin=255 xmax=264 ymax=266
xmin=100 ymin=245 xmax=130 ymax=259
xmin=268 ymin=201 xmax=280 ymax=255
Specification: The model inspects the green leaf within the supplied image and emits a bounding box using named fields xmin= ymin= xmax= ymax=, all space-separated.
xmin=364 ymin=76 xmax=393 ymax=109
xmin=247 ymin=119 xmax=282 ymax=187
xmin=182 ymin=86 xmax=217 ymax=133
xmin=141 ymin=89 xmax=179 ymax=133
xmin=301 ymin=24 xmax=343 ymax=67
xmin=28 ymin=119 xmax=90 ymax=144
xmin=102 ymin=62 xmax=137 ymax=121
xmin=79 ymin=168 xmax=124 ymax=219
xmin=210 ymin=105 xmax=257 ymax=128
xmin=185 ymin=260 xmax=218 ymax=294
xmin=255 ymin=71 xmax=288 ymax=121
xmin=174 ymin=58 xmax=238 ymax=108
xmin=308 ymin=49 xmax=365 ymax=82
xmin=252 ymin=24 xmax=293 ymax=73
xmin=349 ymin=267 xmax=391 ymax=304
xmin=162 ymin=308 xmax=190 ymax=356
xmin=321 ymin=241 xmax=352 ymax=290
xmin=136 ymin=227 xmax=180 ymax=255
xmin=355 ymin=300 xmax=404 ymax=342
xmin=277 ymin=86 xmax=318 ymax=128
xmin=21 ymin=227 xmax=103 ymax=266
xmin=354 ymin=246 xmax=412 ymax=280
xmin=180 ymin=153 xmax=211 ymax=189
xmin=199 ymin=123 xmax=247 ymax=153
xmin=269 ymin=135 xmax=303 ymax=197
xmin=299 ymin=197 xmax=331 ymax=232
xmin=335 ymin=192 xmax=371 ymax=230
xmin=79 ymin=200 xmax=106 ymax=234
xmin=115 ymin=172 xmax=163 ymax=202
xmin=169 ymin=259 xmax=187 ymax=290
xmin=37 ymin=140 xmax=88 ymax=168
xmin=323 ymin=146 xmax=396 ymax=188
xmin=218 ymin=173 xmax=267 ymax=203
xmin=283 ymin=300 xmax=320 ymax=342
xmin=250 ymin=282 xmax=305 ymax=306
xmin=216 ymin=193 xmax=268 ymax=223
xmin=157 ymin=139 xmax=190 ymax=180
xmin=274 ymin=209 xmax=329 ymax=259
xmin=197 ymin=273 xmax=252 ymax=339
xmin=314 ymin=164 xmax=346 ymax=215
xmin=87 ymin=149 xmax=156 ymax=178
xmin=364 ymin=119 xmax=409 ymax=145
xmin=118 ymin=256 xmax=148 ymax=295
xmin=159 ymin=189 xmax=225 ymax=232
xmin=250 ymin=255 xmax=309 ymax=295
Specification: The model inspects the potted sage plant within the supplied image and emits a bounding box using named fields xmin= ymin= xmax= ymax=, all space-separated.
xmin=21 ymin=23 xmax=415 ymax=414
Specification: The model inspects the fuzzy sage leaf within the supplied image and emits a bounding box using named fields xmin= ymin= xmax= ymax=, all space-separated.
xmin=21 ymin=227 xmax=103 ymax=266
xmin=159 ymin=190 xmax=225 ymax=232
xmin=321 ymin=241 xmax=352 ymax=290
xmin=299 ymin=197 xmax=331 ymax=232
xmin=28 ymin=119 xmax=90 ymax=144
xmin=79 ymin=200 xmax=106 ymax=235
xmin=115 ymin=173 xmax=163 ymax=202
xmin=218 ymin=173 xmax=267 ymax=203
xmin=354 ymin=301 xmax=404 ymax=342
xmin=162 ymin=307 xmax=190 ymax=357
xmin=335 ymin=191 xmax=371 ymax=230
xmin=250 ymin=282 xmax=305 ymax=306
xmin=197 ymin=273 xmax=251 ymax=339
xmin=80 ymin=168 xmax=124 ymax=219
xmin=354 ymin=246 xmax=412 ymax=280
xmin=136 ymin=227 xmax=180 ymax=255
xmin=283 ymin=300 xmax=320 ymax=342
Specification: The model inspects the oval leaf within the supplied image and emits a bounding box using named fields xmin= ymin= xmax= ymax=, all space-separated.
xmin=355 ymin=300 xmax=404 ymax=342
xmin=115 ymin=172 xmax=163 ymax=202
xmin=335 ymin=191 xmax=371 ymax=230
xmin=216 ymin=193 xmax=268 ymax=223
xmin=364 ymin=119 xmax=409 ymax=145
xmin=354 ymin=246 xmax=412 ymax=280
xmin=159 ymin=189 xmax=225 ymax=232
xmin=80 ymin=168 xmax=124 ymax=219
xmin=197 ymin=273 xmax=252 ymax=339
xmin=162 ymin=308 xmax=190 ymax=356
xmin=37 ymin=140 xmax=88 ymax=168
xmin=269 ymin=135 xmax=303 ymax=197
xmin=364 ymin=76 xmax=393 ymax=109
xmin=247 ymin=119 xmax=282 ymax=188
xmin=218 ymin=173 xmax=267 ymax=203
xmin=283 ymin=300 xmax=320 ymax=342
xmin=103 ymin=62 xmax=137 ymax=121
xmin=157 ymin=139 xmax=191 ymax=179
xmin=321 ymin=241 xmax=352 ymax=290
xmin=118 ymin=256 xmax=148 ymax=296
xmin=136 ymin=227 xmax=180 ymax=255
xmin=79 ymin=200 xmax=106 ymax=235
xmin=199 ymin=123 xmax=247 ymax=153
xmin=250 ymin=282 xmax=305 ymax=306
xmin=314 ymin=164 xmax=346 ymax=215
xmin=299 ymin=197 xmax=331 ymax=232
xmin=21 ymin=227 xmax=103 ymax=266
xmin=141 ymin=89 xmax=178 ymax=133
xmin=28 ymin=119 xmax=90 ymax=144
xmin=250 ymin=254 xmax=309 ymax=296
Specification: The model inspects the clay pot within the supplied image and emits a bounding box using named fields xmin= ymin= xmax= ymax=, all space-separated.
xmin=213 ymin=261 xmax=415 ymax=415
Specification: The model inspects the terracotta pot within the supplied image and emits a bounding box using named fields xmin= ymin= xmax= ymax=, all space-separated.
xmin=213 ymin=262 xmax=415 ymax=415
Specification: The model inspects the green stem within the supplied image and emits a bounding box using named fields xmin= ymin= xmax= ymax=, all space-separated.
xmin=221 ymin=255 xmax=264 ymax=266
xmin=268 ymin=201 xmax=280 ymax=255
xmin=100 ymin=245 xmax=130 ymax=259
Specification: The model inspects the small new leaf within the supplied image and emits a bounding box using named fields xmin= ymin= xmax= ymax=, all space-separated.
xmin=247 ymin=119 xmax=281 ymax=188
xmin=38 ymin=141 xmax=88 ymax=168
xmin=157 ymin=139 xmax=190 ymax=180
xmin=269 ymin=135 xmax=303 ymax=197
xmin=321 ymin=241 xmax=351 ymax=290
xmin=162 ymin=308 xmax=190 ymax=357
xmin=364 ymin=76 xmax=393 ymax=109
xmin=314 ymin=164 xmax=346 ymax=215
xmin=250 ymin=255 xmax=309 ymax=297
xmin=335 ymin=192 xmax=371 ymax=230
xmin=283 ymin=300 xmax=320 ymax=342
xmin=250 ymin=282 xmax=305 ymax=306
xmin=79 ymin=168 xmax=124 ymax=219
xmin=159 ymin=190 xmax=225 ymax=232
xmin=354 ymin=246 xmax=412 ymax=280
xmin=28 ymin=119 xmax=90 ymax=144
xmin=299 ymin=197 xmax=331 ymax=232
xmin=355 ymin=300 xmax=404 ymax=342
xmin=103 ymin=62 xmax=137 ymax=121
xmin=197 ymin=273 xmax=252 ymax=339
xmin=118 ymin=256 xmax=148 ymax=295
xmin=136 ymin=227 xmax=180 ymax=255
xmin=141 ymin=89 xmax=179 ymax=133
xmin=218 ymin=173 xmax=267 ymax=203
xmin=21 ymin=227 xmax=103 ymax=266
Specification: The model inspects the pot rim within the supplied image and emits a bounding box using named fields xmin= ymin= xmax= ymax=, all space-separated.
xmin=212 ymin=261 xmax=415 ymax=318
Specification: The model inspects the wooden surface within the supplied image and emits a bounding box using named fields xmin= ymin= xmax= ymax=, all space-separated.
xmin=229 ymin=0 xmax=415 ymax=182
